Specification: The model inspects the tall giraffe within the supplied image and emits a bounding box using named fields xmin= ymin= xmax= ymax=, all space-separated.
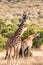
xmin=5 ymin=12 xmax=27 ymax=65
xmin=22 ymin=32 xmax=40 ymax=57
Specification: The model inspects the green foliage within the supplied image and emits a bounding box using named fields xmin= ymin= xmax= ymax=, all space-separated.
xmin=32 ymin=31 xmax=43 ymax=48
xmin=0 ymin=18 xmax=19 ymax=51
xmin=0 ymin=35 xmax=7 ymax=51
xmin=33 ymin=38 xmax=41 ymax=48
xmin=25 ymin=24 xmax=42 ymax=32
xmin=21 ymin=29 xmax=34 ymax=41
xmin=11 ymin=18 xmax=20 ymax=25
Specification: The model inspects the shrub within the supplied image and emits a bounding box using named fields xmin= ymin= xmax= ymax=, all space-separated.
xmin=0 ymin=35 xmax=7 ymax=51
xmin=32 ymin=31 xmax=43 ymax=48
xmin=21 ymin=29 xmax=35 ymax=41
xmin=33 ymin=38 xmax=41 ymax=48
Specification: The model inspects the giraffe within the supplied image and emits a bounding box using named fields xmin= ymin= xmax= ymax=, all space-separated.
xmin=22 ymin=32 xmax=40 ymax=57
xmin=5 ymin=12 xmax=27 ymax=65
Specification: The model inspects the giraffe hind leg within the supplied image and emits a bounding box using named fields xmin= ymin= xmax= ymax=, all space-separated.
xmin=5 ymin=50 xmax=8 ymax=60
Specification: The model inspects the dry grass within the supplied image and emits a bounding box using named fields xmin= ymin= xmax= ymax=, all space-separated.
xmin=0 ymin=0 xmax=43 ymax=19
xmin=0 ymin=49 xmax=43 ymax=65
xmin=0 ymin=57 xmax=43 ymax=65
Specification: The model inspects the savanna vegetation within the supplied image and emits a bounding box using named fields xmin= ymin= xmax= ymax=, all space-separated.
xmin=0 ymin=18 xmax=43 ymax=51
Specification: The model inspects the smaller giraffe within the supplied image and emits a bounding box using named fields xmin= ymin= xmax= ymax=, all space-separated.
xmin=22 ymin=32 xmax=40 ymax=57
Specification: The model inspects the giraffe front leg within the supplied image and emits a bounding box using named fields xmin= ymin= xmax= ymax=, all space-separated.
xmin=28 ymin=44 xmax=32 ymax=57
xmin=7 ymin=48 xmax=12 ymax=65
xmin=22 ymin=46 xmax=24 ymax=58
xmin=13 ymin=46 xmax=19 ymax=65
xmin=5 ymin=50 xmax=8 ymax=60
xmin=15 ymin=47 xmax=19 ymax=65
xmin=12 ymin=47 xmax=16 ymax=59
xmin=13 ymin=47 xmax=16 ymax=65
xmin=28 ymin=47 xmax=30 ymax=56
xmin=28 ymin=47 xmax=32 ymax=57
xmin=15 ymin=45 xmax=21 ymax=65
xmin=5 ymin=46 xmax=9 ymax=60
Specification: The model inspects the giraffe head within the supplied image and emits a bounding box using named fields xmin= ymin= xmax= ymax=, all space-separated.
xmin=18 ymin=12 xmax=27 ymax=27
xmin=32 ymin=32 xmax=40 ymax=39
xmin=22 ymin=12 xmax=27 ymax=21
xmin=36 ymin=32 xmax=40 ymax=37
xmin=28 ymin=32 xmax=40 ymax=40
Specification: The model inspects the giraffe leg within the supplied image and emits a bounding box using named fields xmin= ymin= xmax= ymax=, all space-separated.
xmin=28 ymin=48 xmax=32 ymax=57
xmin=22 ymin=46 xmax=24 ymax=58
xmin=13 ymin=46 xmax=18 ymax=65
xmin=15 ymin=47 xmax=19 ymax=65
xmin=5 ymin=50 xmax=8 ymax=60
xmin=5 ymin=46 xmax=9 ymax=60
xmin=13 ymin=47 xmax=16 ymax=65
xmin=28 ymin=47 xmax=30 ymax=57
xmin=12 ymin=47 xmax=15 ymax=59
xmin=13 ymin=45 xmax=21 ymax=65
xmin=13 ymin=46 xmax=18 ymax=59
xmin=14 ymin=46 xmax=20 ymax=65
xmin=12 ymin=47 xmax=17 ymax=65
xmin=7 ymin=48 xmax=12 ymax=65
xmin=18 ymin=44 xmax=21 ymax=59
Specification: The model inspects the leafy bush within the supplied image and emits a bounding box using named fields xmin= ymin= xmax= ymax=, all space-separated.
xmin=0 ymin=35 xmax=7 ymax=51
xmin=0 ymin=18 xmax=18 ymax=51
xmin=21 ymin=29 xmax=34 ymax=41
xmin=11 ymin=18 xmax=20 ymax=25
xmin=33 ymin=38 xmax=41 ymax=48
xmin=33 ymin=31 xmax=43 ymax=48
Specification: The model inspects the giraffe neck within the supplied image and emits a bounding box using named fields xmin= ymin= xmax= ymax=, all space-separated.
xmin=31 ymin=34 xmax=37 ymax=40
xmin=14 ymin=20 xmax=26 ymax=37
xmin=31 ymin=33 xmax=40 ymax=40
xmin=32 ymin=33 xmax=38 ymax=39
xmin=27 ymin=33 xmax=39 ymax=41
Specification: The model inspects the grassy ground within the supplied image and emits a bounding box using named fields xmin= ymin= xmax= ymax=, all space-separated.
xmin=0 ymin=56 xmax=43 ymax=65
xmin=0 ymin=48 xmax=43 ymax=65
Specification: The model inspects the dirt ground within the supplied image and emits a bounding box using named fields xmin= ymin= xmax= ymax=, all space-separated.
xmin=0 ymin=49 xmax=43 ymax=65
